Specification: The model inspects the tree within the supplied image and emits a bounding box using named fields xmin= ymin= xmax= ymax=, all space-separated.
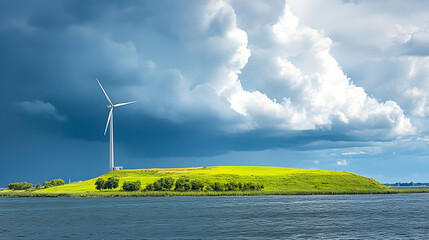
xmin=191 ymin=179 xmax=204 ymax=191
xmin=211 ymin=182 xmax=224 ymax=192
xmin=242 ymin=182 xmax=264 ymax=191
xmin=161 ymin=177 xmax=174 ymax=190
xmin=145 ymin=183 xmax=154 ymax=191
xmin=50 ymin=179 xmax=65 ymax=186
xmin=44 ymin=179 xmax=65 ymax=188
xmin=153 ymin=181 xmax=162 ymax=191
xmin=225 ymin=181 xmax=241 ymax=191
xmin=35 ymin=184 xmax=42 ymax=189
xmin=152 ymin=177 xmax=174 ymax=191
xmin=204 ymin=184 xmax=213 ymax=191
xmin=95 ymin=178 xmax=105 ymax=190
xmin=104 ymin=177 xmax=119 ymax=189
xmin=94 ymin=177 xmax=119 ymax=190
xmin=175 ymin=177 xmax=192 ymax=191
xmin=182 ymin=181 xmax=192 ymax=191
xmin=122 ymin=180 xmax=141 ymax=191
xmin=8 ymin=182 xmax=33 ymax=190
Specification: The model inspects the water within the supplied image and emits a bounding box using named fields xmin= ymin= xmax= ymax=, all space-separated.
xmin=1 ymin=194 xmax=428 ymax=239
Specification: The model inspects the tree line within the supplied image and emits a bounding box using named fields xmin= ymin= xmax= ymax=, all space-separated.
xmin=8 ymin=179 xmax=65 ymax=190
xmin=95 ymin=176 xmax=264 ymax=192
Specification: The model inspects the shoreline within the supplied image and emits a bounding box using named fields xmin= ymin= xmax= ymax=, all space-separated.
xmin=1 ymin=189 xmax=429 ymax=198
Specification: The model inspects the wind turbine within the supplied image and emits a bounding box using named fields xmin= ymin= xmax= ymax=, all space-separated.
xmin=96 ymin=78 xmax=137 ymax=171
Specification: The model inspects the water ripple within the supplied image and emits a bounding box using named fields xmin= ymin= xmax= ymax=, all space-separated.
xmin=0 ymin=194 xmax=428 ymax=239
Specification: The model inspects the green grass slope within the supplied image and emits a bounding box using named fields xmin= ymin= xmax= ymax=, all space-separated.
xmin=35 ymin=166 xmax=387 ymax=194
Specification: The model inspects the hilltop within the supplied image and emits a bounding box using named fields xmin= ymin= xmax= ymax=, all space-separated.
xmin=18 ymin=166 xmax=390 ymax=196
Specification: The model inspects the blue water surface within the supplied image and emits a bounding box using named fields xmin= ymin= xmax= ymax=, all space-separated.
xmin=1 ymin=194 xmax=428 ymax=239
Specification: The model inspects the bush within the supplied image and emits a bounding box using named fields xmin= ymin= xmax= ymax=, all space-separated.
xmin=209 ymin=181 xmax=264 ymax=192
xmin=161 ymin=177 xmax=175 ymax=190
xmin=143 ymin=178 xmax=264 ymax=192
xmin=175 ymin=177 xmax=192 ymax=191
xmin=242 ymin=182 xmax=264 ymax=191
xmin=153 ymin=181 xmax=161 ymax=191
xmin=95 ymin=178 xmax=105 ymax=190
xmin=8 ymin=182 xmax=33 ymax=190
xmin=35 ymin=184 xmax=42 ymax=189
xmin=122 ymin=180 xmax=141 ymax=191
xmin=152 ymin=177 xmax=174 ymax=191
xmin=104 ymin=177 xmax=119 ymax=189
xmin=44 ymin=179 xmax=65 ymax=188
xmin=204 ymin=184 xmax=213 ymax=191
xmin=94 ymin=177 xmax=119 ymax=190
xmin=145 ymin=183 xmax=154 ymax=191
xmin=144 ymin=177 xmax=174 ymax=191
xmin=225 ymin=181 xmax=241 ymax=191
xmin=211 ymin=182 xmax=224 ymax=192
xmin=190 ymin=179 xmax=204 ymax=191
xmin=51 ymin=179 xmax=65 ymax=186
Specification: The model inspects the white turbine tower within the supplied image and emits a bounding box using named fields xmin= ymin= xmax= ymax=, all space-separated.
xmin=96 ymin=78 xmax=137 ymax=171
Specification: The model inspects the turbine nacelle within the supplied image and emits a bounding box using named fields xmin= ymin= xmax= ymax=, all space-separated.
xmin=108 ymin=105 xmax=113 ymax=109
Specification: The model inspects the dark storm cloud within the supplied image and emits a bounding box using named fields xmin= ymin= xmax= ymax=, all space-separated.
xmin=17 ymin=100 xmax=67 ymax=121
xmin=0 ymin=0 xmax=423 ymax=186
xmin=0 ymin=0 xmax=401 ymax=153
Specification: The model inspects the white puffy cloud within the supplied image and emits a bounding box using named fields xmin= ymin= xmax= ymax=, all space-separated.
xmin=99 ymin=0 xmax=412 ymax=139
xmin=404 ymin=86 xmax=429 ymax=117
xmin=280 ymin=0 xmax=429 ymax=134
xmin=222 ymin=2 xmax=413 ymax=137
xmin=337 ymin=159 xmax=348 ymax=166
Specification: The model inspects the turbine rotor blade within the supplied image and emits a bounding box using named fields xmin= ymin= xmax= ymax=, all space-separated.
xmin=104 ymin=108 xmax=113 ymax=136
xmin=113 ymin=101 xmax=137 ymax=108
xmin=96 ymin=78 xmax=113 ymax=106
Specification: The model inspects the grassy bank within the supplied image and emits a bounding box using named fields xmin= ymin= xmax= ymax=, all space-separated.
xmin=2 ymin=166 xmax=397 ymax=197
xmin=1 ymin=189 xmax=429 ymax=197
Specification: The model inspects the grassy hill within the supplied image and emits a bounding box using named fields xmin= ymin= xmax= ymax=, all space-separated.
xmin=33 ymin=166 xmax=387 ymax=195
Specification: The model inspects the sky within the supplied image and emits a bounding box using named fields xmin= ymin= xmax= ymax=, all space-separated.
xmin=1 ymin=0 xmax=429 ymax=187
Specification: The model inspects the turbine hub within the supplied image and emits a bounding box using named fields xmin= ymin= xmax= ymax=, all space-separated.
xmin=108 ymin=105 xmax=113 ymax=109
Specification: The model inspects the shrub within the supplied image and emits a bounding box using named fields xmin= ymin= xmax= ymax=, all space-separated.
xmin=242 ymin=182 xmax=264 ymax=191
xmin=152 ymin=177 xmax=174 ymax=191
xmin=143 ymin=178 xmax=264 ymax=192
xmin=94 ymin=177 xmax=119 ymax=190
xmin=208 ymin=181 xmax=264 ymax=192
xmin=190 ymin=179 xmax=204 ymax=191
xmin=211 ymin=182 xmax=224 ymax=192
xmin=50 ymin=179 xmax=65 ymax=186
xmin=175 ymin=177 xmax=192 ymax=191
xmin=35 ymin=184 xmax=42 ymax=189
xmin=153 ymin=181 xmax=161 ymax=191
xmin=44 ymin=179 xmax=65 ymax=188
xmin=145 ymin=183 xmax=154 ymax=191
xmin=8 ymin=182 xmax=33 ymax=190
xmin=204 ymin=184 xmax=213 ymax=191
xmin=160 ymin=177 xmax=174 ymax=190
xmin=225 ymin=181 xmax=241 ymax=191
xmin=144 ymin=177 xmax=174 ymax=191
xmin=104 ymin=177 xmax=119 ymax=189
xmin=122 ymin=180 xmax=141 ymax=191
xmin=95 ymin=178 xmax=105 ymax=190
